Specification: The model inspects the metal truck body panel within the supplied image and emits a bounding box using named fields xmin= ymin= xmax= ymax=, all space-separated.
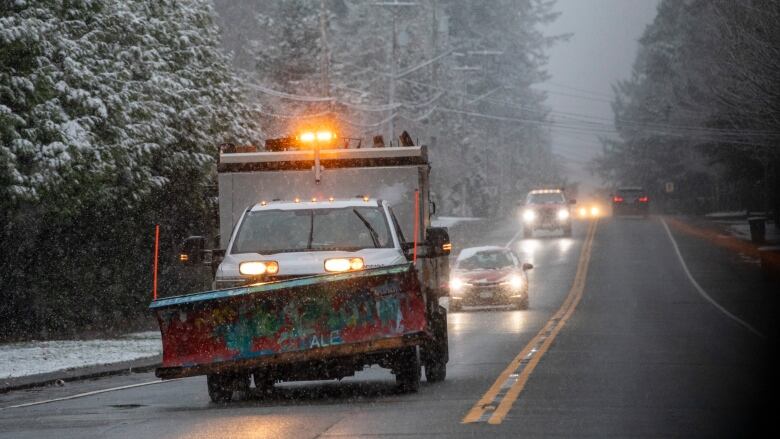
xmin=218 ymin=166 xmax=425 ymax=250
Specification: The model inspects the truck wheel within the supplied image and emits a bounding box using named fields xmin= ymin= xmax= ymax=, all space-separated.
xmin=423 ymin=307 xmax=448 ymax=383
xmin=395 ymin=346 xmax=421 ymax=392
xmin=207 ymin=373 xmax=234 ymax=403
xmin=523 ymin=228 xmax=533 ymax=239
xmin=233 ymin=373 xmax=251 ymax=401
xmin=253 ymin=370 xmax=276 ymax=396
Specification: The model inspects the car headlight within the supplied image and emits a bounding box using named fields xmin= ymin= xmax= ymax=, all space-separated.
xmin=239 ymin=261 xmax=279 ymax=276
xmin=449 ymin=277 xmax=464 ymax=293
xmin=578 ymin=207 xmax=587 ymax=217
xmin=557 ymin=209 xmax=570 ymax=220
xmin=522 ymin=209 xmax=536 ymax=223
xmin=590 ymin=206 xmax=599 ymax=216
xmin=503 ymin=275 xmax=524 ymax=290
xmin=324 ymin=257 xmax=364 ymax=272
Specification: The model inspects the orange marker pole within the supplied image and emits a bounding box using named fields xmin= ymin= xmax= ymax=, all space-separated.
xmin=412 ymin=189 xmax=420 ymax=263
xmin=153 ymin=224 xmax=159 ymax=301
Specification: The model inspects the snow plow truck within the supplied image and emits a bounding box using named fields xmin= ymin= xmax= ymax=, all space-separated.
xmin=150 ymin=128 xmax=451 ymax=402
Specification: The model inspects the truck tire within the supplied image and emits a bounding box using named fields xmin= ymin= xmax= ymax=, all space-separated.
xmin=423 ymin=307 xmax=448 ymax=383
xmin=395 ymin=346 xmax=421 ymax=392
xmin=207 ymin=373 xmax=234 ymax=403
xmin=234 ymin=373 xmax=251 ymax=401
xmin=253 ymin=370 xmax=276 ymax=396
xmin=207 ymin=372 xmax=250 ymax=403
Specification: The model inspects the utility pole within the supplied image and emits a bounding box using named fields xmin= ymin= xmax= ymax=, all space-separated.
xmin=375 ymin=1 xmax=417 ymax=143
xmin=318 ymin=0 xmax=331 ymax=98
xmin=390 ymin=12 xmax=397 ymax=140
xmin=430 ymin=0 xmax=438 ymax=86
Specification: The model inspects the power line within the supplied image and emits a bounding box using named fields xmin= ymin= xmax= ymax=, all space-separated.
xmin=396 ymin=76 xmax=780 ymax=138
xmin=248 ymin=79 xmax=780 ymax=144
xmin=542 ymin=81 xmax=615 ymax=99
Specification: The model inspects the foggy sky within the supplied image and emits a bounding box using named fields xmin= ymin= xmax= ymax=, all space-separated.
xmin=538 ymin=0 xmax=659 ymax=191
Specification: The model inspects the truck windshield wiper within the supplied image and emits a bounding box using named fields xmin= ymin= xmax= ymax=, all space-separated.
xmin=253 ymin=248 xmax=311 ymax=254
xmin=352 ymin=209 xmax=381 ymax=248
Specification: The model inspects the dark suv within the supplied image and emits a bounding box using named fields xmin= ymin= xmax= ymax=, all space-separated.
xmin=521 ymin=189 xmax=575 ymax=238
xmin=612 ymin=187 xmax=649 ymax=217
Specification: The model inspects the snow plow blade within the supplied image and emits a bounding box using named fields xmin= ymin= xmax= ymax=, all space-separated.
xmin=150 ymin=264 xmax=428 ymax=379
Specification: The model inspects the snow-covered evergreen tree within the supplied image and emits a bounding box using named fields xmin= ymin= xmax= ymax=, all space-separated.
xmin=0 ymin=0 xmax=261 ymax=337
xmin=595 ymin=0 xmax=780 ymax=215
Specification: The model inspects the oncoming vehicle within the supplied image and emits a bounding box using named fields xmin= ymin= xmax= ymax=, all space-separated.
xmin=520 ymin=189 xmax=575 ymax=238
xmin=449 ymin=246 xmax=533 ymax=312
xmin=576 ymin=199 xmax=605 ymax=219
xmin=612 ymin=187 xmax=649 ymax=217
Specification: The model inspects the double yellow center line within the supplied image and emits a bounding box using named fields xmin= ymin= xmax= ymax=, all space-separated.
xmin=462 ymin=220 xmax=599 ymax=425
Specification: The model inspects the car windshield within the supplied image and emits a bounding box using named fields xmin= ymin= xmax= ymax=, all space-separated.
xmin=527 ymin=193 xmax=565 ymax=204
xmin=231 ymin=206 xmax=393 ymax=254
xmin=617 ymin=189 xmax=644 ymax=198
xmin=458 ymin=250 xmax=515 ymax=270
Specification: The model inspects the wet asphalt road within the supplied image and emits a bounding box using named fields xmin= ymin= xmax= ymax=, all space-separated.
xmin=1 ymin=216 xmax=775 ymax=438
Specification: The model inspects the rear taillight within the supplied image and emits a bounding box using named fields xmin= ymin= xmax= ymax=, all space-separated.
xmin=612 ymin=196 xmax=624 ymax=203
xmin=639 ymin=196 xmax=649 ymax=203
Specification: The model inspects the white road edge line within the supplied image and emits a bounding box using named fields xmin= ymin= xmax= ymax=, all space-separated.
xmin=660 ymin=218 xmax=766 ymax=339
xmin=0 ymin=379 xmax=181 ymax=410
xmin=504 ymin=229 xmax=524 ymax=249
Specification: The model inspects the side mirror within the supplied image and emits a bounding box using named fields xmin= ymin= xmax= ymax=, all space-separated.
xmin=401 ymin=242 xmax=416 ymax=260
xmin=426 ymin=227 xmax=451 ymax=257
xmin=179 ymin=236 xmax=205 ymax=265
xmin=569 ymin=199 xmax=577 ymax=204
xmin=402 ymin=228 xmax=452 ymax=260
xmin=430 ymin=200 xmax=437 ymax=215
xmin=522 ymin=262 xmax=534 ymax=271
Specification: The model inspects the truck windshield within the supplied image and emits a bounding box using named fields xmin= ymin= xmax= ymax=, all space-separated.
xmin=527 ymin=193 xmax=565 ymax=204
xmin=231 ymin=206 xmax=394 ymax=254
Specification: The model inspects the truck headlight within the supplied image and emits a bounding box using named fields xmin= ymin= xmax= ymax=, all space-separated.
xmin=449 ymin=277 xmax=464 ymax=294
xmin=239 ymin=261 xmax=279 ymax=276
xmin=590 ymin=206 xmax=600 ymax=217
xmin=557 ymin=209 xmax=569 ymax=220
xmin=324 ymin=257 xmax=364 ymax=272
xmin=522 ymin=210 xmax=536 ymax=223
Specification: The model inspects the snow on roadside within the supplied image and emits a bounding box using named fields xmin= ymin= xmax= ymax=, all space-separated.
xmin=728 ymin=223 xmax=779 ymax=242
xmin=729 ymin=224 xmax=751 ymax=240
xmin=704 ymin=210 xmax=747 ymax=218
xmin=0 ymin=331 xmax=161 ymax=379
